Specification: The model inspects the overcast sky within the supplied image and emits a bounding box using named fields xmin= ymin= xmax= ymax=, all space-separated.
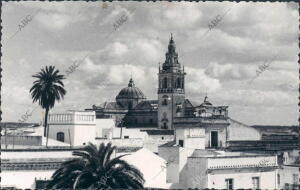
xmin=2 ymin=1 xmax=299 ymax=126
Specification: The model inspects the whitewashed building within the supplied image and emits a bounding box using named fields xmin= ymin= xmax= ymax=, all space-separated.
xmin=186 ymin=151 xmax=279 ymax=189
xmin=48 ymin=111 xmax=96 ymax=146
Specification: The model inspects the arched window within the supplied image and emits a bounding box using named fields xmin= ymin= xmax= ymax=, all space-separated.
xmin=162 ymin=78 xmax=168 ymax=88
xmin=57 ymin=132 xmax=64 ymax=142
xmin=163 ymin=123 xmax=168 ymax=129
xmin=162 ymin=95 xmax=169 ymax=106
xmin=176 ymin=106 xmax=182 ymax=113
xmin=176 ymin=78 xmax=181 ymax=88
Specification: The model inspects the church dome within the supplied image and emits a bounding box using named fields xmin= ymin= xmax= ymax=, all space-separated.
xmin=116 ymin=78 xmax=146 ymax=109
xmin=116 ymin=78 xmax=146 ymax=100
xmin=200 ymin=96 xmax=212 ymax=106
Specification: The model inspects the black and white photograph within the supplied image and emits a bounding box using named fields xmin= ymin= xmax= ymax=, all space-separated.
xmin=1 ymin=1 xmax=299 ymax=189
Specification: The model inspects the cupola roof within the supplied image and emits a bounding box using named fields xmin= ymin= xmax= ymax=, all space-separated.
xmin=116 ymin=78 xmax=146 ymax=100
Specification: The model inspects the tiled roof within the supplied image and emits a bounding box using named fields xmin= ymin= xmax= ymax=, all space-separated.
xmin=132 ymin=100 xmax=158 ymax=110
xmin=100 ymin=101 xmax=126 ymax=110
xmin=252 ymin=125 xmax=298 ymax=130
xmin=184 ymin=99 xmax=194 ymax=108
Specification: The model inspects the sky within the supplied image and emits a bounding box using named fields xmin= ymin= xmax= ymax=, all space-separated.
xmin=1 ymin=1 xmax=299 ymax=126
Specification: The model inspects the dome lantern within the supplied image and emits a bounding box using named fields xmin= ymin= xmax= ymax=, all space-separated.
xmin=116 ymin=78 xmax=146 ymax=109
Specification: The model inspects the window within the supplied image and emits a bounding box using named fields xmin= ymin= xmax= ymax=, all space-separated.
xmin=277 ymin=174 xmax=280 ymax=185
xmin=162 ymin=99 xmax=168 ymax=105
xmin=225 ymin=179 xmax=233 ymax=190
xmin=211 ymin=131 xmax=218 ymax=148
xmin=162 ymin=95 xmax=169 ymax=106
xmin=252 ymin=177 xmax=260 ymax=189
xmin=162 ymin=78 xmax=168 ymax=88
xmin=179 ymin=140 xmax=184 ymax=147
xmin=57 ymin=132 xmax=65 ymax=142
xmin=162 ymin=123 xmax=168 ymax=129
xmin=124 ymin=136 xmax=129 ymax=139
xmin=149 ymin=119 xmax=153 ymax=124
xmin=176 ymin=78 xmax=181 ymax=88
xmin=161 ymin=136 xmax=164 ymax=140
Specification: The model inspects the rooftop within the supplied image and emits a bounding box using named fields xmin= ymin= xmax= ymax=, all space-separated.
xmin=141 ymin=130 xmax=174 ymax=135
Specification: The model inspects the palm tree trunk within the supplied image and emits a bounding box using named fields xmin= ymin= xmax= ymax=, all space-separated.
xmin=44 ymin=108 xmax=49 ymax=137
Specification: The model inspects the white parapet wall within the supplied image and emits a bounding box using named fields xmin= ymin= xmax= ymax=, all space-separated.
xmin=48 ymin=111 xmax=96 ymax=146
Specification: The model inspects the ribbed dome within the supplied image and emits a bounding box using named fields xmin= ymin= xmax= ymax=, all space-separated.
xmin=116 ymin=78 xmax=146 ymax=100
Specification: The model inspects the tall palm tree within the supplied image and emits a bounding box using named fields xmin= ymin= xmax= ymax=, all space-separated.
xmin=46 ymin=142 xmax=145 ymax=189
xmin=30 ymin=65 xmax=66 ymax=137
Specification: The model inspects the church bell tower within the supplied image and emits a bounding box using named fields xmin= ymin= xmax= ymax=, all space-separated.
xmin=158 ymin=34 xmax=186 ymax=129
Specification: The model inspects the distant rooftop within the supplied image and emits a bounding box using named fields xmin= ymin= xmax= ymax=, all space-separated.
xmin=141 ymin=129 xmax=174 ymax=135
xmin=0 ymin=122 xmax=40 ymax=129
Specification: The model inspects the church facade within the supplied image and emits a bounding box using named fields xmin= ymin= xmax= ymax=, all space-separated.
xmin=86 ymin=35 xmax=204 ymax=130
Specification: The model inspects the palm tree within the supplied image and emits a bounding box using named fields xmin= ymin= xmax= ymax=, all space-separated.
xmin=46 ymin=142 xmax=145 ymax=189
xmin=30 ymin=65 xmax=66 ymax=137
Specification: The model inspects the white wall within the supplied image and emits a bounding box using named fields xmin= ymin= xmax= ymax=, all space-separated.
xmin=73 ymin=125 xmax=96 ymax=145
xmin=158 ymin=146 xmax=180 ymax=184
xmin=48 ymin=124 xmax=74 ymax=145
xmin=95 ymin=119 xmax=115 ymax=138
xmin=122 ymin=148 xmax=170 ymax=189
xmin=184 ymin=155 xmax=279 ymax=189
xmin=1 ymin=149 xmax=139 ymax=189
xmin=103 ymin=127 xmax=148 ymax=139
xmin=207 ymin=170 xmax=277 ymax=189
xmin=186 ymin=157 xmax=208 ymax=189
xmin=278 ymin=166 xmax=299 ymax=188
xmin=94 ymin=138 xmax=144 ymax=147
xmin=2 ymin=150 xmax=74 ymax=159
xmin=176 ymin=127 xmax=205 ymax=149
xmin=228 ymin=119 xmax=261 ymax=141
xmin=1 ymin=170 xmax=55 ymax=189
xmin=48 ymin=111 xmax=96 ymax=146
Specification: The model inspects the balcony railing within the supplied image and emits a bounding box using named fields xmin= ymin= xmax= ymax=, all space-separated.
xmin=157 ymin=88 xmax=184 ymax=93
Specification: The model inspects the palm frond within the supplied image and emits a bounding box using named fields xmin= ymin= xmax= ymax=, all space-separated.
xmin=47 ymin=143 xmax=145 ymax=189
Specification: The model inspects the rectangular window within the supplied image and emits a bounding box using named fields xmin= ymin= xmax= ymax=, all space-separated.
xmin=252 ymin=177 xmax=260 ymax=189
xmin=277 ymin=174 xmax=280 ymax=185
xmin=225 ymin=178 xmax=233 ymax=190
xmin=179 ymin=140 xmax=184 ymax=147
xmin=124 ymin=136 xmax=129 ymax=139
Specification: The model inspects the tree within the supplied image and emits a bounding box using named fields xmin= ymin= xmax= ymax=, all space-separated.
xmin=30 ymin=65 xmax=66 ymax=137
xmin=46 ymin=143 xmax=145 ymax=189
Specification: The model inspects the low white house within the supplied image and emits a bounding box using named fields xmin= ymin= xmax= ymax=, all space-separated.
xmin=186 ymin=151 xmax=279 ymax=189
xmin=48 ymin=111 xmax=96 ymax=146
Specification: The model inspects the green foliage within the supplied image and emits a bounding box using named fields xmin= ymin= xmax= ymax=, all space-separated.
xmin=30 ymin=65 xmax=66 ymax=136
xmin=46 ymin=142 xmax=145 ymax=189
xmin=30 ymin=65 xmax=66 ymax=110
